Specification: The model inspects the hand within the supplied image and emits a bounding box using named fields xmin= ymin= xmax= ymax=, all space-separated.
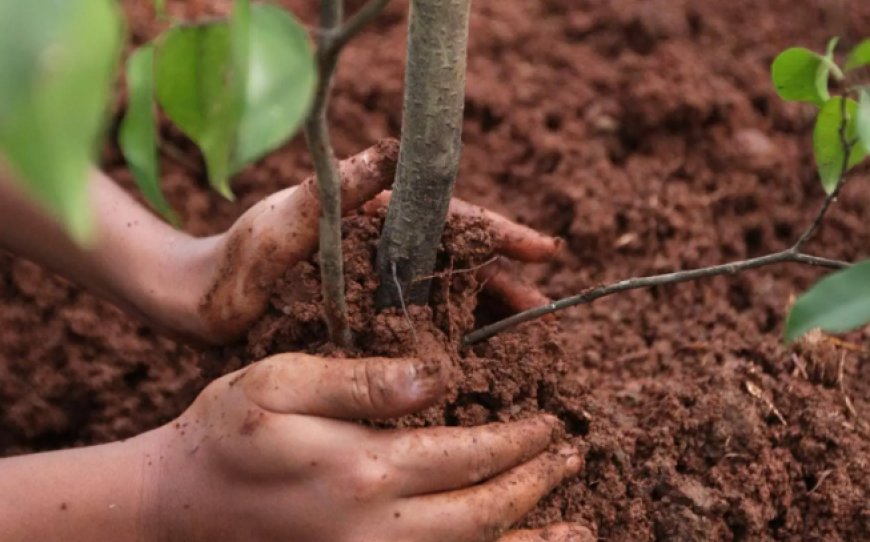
xmin=191 ymin=145 xmax=562 ymax=345
xmin=0 ymin=140 xmax=560 ymax=347
xmin=145 ymin=352 xmax=589 ymax=541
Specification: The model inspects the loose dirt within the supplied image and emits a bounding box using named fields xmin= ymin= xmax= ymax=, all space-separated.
xmin=2 ymin=0 xmax=869 ymax=539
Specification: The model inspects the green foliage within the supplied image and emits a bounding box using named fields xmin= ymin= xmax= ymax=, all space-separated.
xmin=775 ymin=37 xmax=870 ymax=342
xmin=155 ymin=17 xmax=243 ymax=198
xmin=813 ymin=97 xmax=866 ymax=193
xmin=785 ymin=260 xmax=870 ymax=342
xmin=858 ymin=89 xmax=870 ymax=154
xmin=121 ymin=0 xmax=315 ymax=214
xmin=772 ymin=39 xmax=869 ymax=194
xmin=771 ymin=38 xmax=840 ymax=106
xmin=120 ymin=46 xmax=178 ymax=225
xmin=0 ymin=1 xmax=122 ymax=241
xmin=845 ymin=38 xmax=870 ymax=70
xmin=234 ymin=4 xmax=317 ymax=168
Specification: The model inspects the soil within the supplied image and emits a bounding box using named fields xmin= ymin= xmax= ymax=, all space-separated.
xmin=2 ymin=0 xmax=870 ymax=540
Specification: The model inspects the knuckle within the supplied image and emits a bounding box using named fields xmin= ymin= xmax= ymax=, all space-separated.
xmin=350 ymin=360 xmax=393 ymax=412
xmin=347 ymin=455 xmax=396 ymax=502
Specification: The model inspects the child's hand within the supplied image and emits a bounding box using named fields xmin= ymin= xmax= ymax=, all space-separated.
xmin=1 ymin=140 xmax=562 ymax=347
xmin=144 ymin=352 xmax=590 ymax=541
xmin=190 ymin=144 xmax=562 ymax=345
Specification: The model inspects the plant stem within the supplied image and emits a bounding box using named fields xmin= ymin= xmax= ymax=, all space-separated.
xmin=305 ymin=0 xmax=391 ymax=347
xmin=375 ymin=0 xmax=472 ymax=308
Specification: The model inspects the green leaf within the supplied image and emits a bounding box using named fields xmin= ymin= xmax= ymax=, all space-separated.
xmin=0 ymin=1 xmax=122 ymax=241
xmin=771 ymin=47 xmax=831 ymax=106
xmin=233 ymin=3 xmax=316 ymax=168
xmin=813 ymin=97 xmax=867 ymax=193
xmin=785 ymin=260 xmax=870 ymax=342
xmin=858 ymin=89 xmax=870 ymax=154
xmin=119 ymin=46 xmax=179 ymax=225
xmin=845 ymin=38 xmax=870 ymax=71
xmin=154 ymin=20 xmax=240 ymax=198
xmin=153 ymin=1 xmax=314 ymax=196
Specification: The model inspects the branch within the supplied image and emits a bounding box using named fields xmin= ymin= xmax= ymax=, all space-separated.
xmin=326 ymin=0 xmax=391 ymax=55
xmin=463 ymin=250 xmax=848 ymax=345
xmin=304 ymin=0 xmax=391 ymax=347
xmin=464 ymin=110 xmax=859 ymax=345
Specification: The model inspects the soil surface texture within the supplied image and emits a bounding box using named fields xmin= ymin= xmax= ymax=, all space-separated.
xmin=3 ymin=0 xmax=870 ymax=540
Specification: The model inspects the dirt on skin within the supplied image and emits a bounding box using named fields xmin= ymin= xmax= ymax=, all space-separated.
xmin=2 ymin=0 xmax=870 ymax=540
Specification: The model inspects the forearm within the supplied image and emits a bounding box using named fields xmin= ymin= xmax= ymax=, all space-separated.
xmin=0 ymin=166 xmax=217 ymax=338
xmin=0 ymin=430 xmax=161 ymax=542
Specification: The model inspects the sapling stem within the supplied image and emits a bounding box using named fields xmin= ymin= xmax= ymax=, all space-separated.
xmin=464 ymin=110 xmax=859 ymax=345
xmin=375 ymin=0 xmax=472 ymax=308
xmin=304 ymin=0 xmax=391 ymax=347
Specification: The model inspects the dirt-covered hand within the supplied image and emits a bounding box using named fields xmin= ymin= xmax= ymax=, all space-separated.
xmin=190 ymin=140 xmax=400 ymax=344
xmin=364 ymin=192 xmax=563 ymax=313
xmin=144 ymin=352 xmax=585 ymax=541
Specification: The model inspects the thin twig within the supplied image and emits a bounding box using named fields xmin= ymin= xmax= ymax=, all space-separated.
xmin=463 ymin=104 xmax=859 ymax=346
xmin=304 ymin=0 xmax=391 ymax=347
xmin=463 ymin=250 xmax=847 ymax=345
xmin=325 ymin=0 xmax=391 ymax=56
xmin=305 ymin=0 xmax=351 ymax=347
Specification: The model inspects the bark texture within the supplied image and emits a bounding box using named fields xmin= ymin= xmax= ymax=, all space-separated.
xmin=375 ymin=0 xmax=471 ymax=307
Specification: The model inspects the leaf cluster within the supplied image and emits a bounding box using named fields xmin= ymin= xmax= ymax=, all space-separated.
xmin=0 ymin=0 xmax=316 ymax=237
xmin=772 ymin=38 xmax=870 ymax=341
xmin=121 ymin=0 xmax=316 ymax=220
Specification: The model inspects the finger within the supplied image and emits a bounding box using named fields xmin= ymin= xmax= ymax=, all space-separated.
xmin=240 ymin=137 xmax=399 ymax=264
xmin=386 ymin=415 xmax=560 ymax=496
xmin=477 ymin=259 xmax=552 ymax=314
xmin=404 ymin=447 xmax=582 ymax=542
xmin=498 ymin=524 xmax=596 ymax=542
xmin=444 ymin=198 xmax=563 ymax=263
xmin=362 ymin=192 xmax=563 ymax=262
xmin=239 ymin=353 xmax=448 ymax=420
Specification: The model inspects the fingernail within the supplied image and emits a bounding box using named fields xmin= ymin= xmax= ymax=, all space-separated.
xmin=556 ymin=444 xmax=583 ymax=474
xmin=407 ymin=358 xmax=443 ymax=399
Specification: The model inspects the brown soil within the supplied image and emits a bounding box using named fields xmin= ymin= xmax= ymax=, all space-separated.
xmin=2 ymin=0 xmax=870 ymax=540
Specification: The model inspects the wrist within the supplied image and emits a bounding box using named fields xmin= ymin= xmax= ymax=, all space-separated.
xmin=0 ymin=430 xmax=161 ymax=542
xmin=129 ymin=233 xmax=223 ymax=343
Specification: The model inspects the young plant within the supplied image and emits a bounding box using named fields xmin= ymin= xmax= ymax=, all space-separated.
xmin=777 ymin=38 xmax=870 ymax=341
xmin=122 ymin=0 xmax=391 ymax=347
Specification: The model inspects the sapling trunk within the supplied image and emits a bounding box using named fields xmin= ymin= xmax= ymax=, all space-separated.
xmin=375 ymin=0 xmax=471 ymax=307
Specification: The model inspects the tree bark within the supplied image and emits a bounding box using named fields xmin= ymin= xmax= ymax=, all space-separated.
xmin=375 ymin=0 xmax=471 ymax=307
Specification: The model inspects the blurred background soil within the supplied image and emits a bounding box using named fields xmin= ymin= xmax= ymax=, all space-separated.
xmin=1 ymin=1 xmax=869 ymax=539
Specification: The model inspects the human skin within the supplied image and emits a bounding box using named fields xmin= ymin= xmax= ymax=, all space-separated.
xmin=0 ymin=141 xmax=592 ymax=540
xmin=0 ymin=353 xmax=594 ymax=541
xmin=0 ymin=139 xmax=561 ymax=346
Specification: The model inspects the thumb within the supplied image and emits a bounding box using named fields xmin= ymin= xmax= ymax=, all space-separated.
xmin=241 ymin=353 xmax=448 ymax=420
